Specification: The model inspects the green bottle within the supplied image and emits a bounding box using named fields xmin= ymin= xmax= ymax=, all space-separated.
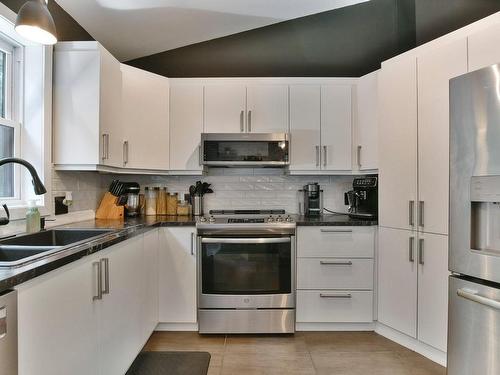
xmin=26 ymin=200 xmax=41 ymax=233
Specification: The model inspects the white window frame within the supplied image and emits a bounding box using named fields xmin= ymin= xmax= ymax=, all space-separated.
xmin=0 ymin=118 xmax=21 ymax=200
xmin=0 ymin=3 xmax=53 ymax=220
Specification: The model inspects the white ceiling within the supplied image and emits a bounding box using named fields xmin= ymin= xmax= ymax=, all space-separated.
xmin=55 ymin=0 xmax=369 ymax=61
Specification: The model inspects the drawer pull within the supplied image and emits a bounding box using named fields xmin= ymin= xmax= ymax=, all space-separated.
xmin=320 ymin=260 xmax=353 ymax=266
xmin=320 ymin=229 xmax=353 ymax=233
xmin=320 ymin=293 xmax=352 ymax=299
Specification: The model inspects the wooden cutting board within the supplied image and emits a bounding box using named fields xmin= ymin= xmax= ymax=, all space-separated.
xmin=96 ymin=192 xmax=124 ymax=220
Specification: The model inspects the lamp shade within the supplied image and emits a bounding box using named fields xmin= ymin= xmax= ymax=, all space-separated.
xmin=15 ymin=0 xmax=57 ymax=45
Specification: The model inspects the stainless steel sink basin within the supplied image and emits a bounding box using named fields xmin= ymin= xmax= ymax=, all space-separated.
xmin=0 ymin=228 xmax=116 ymax=268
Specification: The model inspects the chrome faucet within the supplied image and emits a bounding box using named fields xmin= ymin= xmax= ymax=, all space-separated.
xmin=0 ymin=157 xmax=47 ymax=226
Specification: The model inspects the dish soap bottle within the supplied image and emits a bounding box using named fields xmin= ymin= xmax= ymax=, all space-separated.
xmin=26 ymin=200 xmax=41 ymax=233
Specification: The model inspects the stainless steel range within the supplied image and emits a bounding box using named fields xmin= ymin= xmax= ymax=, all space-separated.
xmin=196 ymin=210 xmax=296 ymax=334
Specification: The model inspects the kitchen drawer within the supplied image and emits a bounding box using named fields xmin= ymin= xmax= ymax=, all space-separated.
xmin=297 ymin=226 xmax=375 ymax=258
xmin=296 ymin=290 xmax=373 ymax=323
xmin=297 ymin=258 xmax=373 ymax=290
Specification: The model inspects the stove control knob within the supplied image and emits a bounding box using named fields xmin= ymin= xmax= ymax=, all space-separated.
xmin=276 ymin=215 xmax=283 ymax=222
xmin=199 ymin=216 xmax=207 ymax=222
xmin=267 ymin=216 xmax=274 ymax=223
xmin=208 ymin=216 xmax=216 ymax=223
xmin=285 ymin=216 xmax=293 ymax=222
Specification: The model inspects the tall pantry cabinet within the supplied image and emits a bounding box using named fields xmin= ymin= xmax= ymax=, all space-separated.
xmin=378 ymin=37 xmax=468 ymax=353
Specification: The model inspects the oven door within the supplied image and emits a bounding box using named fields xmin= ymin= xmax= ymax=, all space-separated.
xmin=198 ymin=236 xmax=295 ymax=309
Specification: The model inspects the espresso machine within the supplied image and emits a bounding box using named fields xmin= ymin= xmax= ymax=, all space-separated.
xmin=344 ymin=176 xmax=378 ymax=219
xmin=300 ymin=183 xmax=323 ymax=217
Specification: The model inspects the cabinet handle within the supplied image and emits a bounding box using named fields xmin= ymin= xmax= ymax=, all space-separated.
xmin=101 ymin=258 xmax=110 ymax=295
xmin=93 ymin=261 xmax=102 ymax=301
xmin=408 ymin=236 xmax=415 ymax=263
xmin=320 ymin=229 xmax=353 ymax=233
xmin=323 ymin=146 xmax=327 ymax=167
xmin=320 ymin=293 xmax=352 ymax=299
xmin=123 ymin=141 xmax=129 ymax=165
xmin=357 ymin=145 xmax=362 ymax=168
xmin=240 ymin=110 xmax=244 ymax=132
xmin=409 ymin=200 xmax=415 ymax=227
xmin=198 ymin=145 xmax=202 ymax=166
xmin=101 ymin=134 xmax=107 ymax=160
xmin=315 ymin=146 xmax=320 ymax=167
xmin=418 ymin=238 xmax=424 ymax=265
xmin=320 ymin=260 xmax=353 ymax=266
xmin=191 ymin=232 xmax=195 ymax=256
xmin=419 ymin=201 xmax=425 ymax=227
xmin=247 ymin=110 xmax=252 ymax=132
xmin=105 ymin=134 xmax=110 ymax=160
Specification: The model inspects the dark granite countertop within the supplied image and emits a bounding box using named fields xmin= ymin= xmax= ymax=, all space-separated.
xmin=295 ymin=214 xmax=378 ymax=226
xmin=0 ymin=215 xmax=196 ymax=293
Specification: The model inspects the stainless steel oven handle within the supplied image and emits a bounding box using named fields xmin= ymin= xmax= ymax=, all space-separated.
xmin=457 ymin=288 xmax=500 ymax=311
xmin=201 ymin=237 xmax=291 ymax=244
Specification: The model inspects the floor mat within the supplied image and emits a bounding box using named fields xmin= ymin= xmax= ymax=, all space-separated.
xmin=126 ymin=351 xmax=211 ymax=375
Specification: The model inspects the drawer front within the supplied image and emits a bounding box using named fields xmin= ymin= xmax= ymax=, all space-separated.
xmin=297 ymin=227 xmax=375 ymax=258
xmin=296 ymin=290 xmax=373 ymax=323
xmin=297 ymin=258 xmax=373 ymax=290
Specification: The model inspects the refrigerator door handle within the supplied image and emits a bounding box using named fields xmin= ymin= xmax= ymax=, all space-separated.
xmin=457 ymin=288 xmax=500 ymax=311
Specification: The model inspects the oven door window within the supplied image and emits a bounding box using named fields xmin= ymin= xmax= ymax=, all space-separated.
xmin=203 ymin=140 xmax=289 ymax=163
xmin=201 ymin=240 xmax=291 ymax=295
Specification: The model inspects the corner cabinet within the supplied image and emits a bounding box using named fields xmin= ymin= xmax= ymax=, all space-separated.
xmin=16 ymin=231 xmax=159 ymax=375
xmin=53 ymin=41 xmax=123 ymax=169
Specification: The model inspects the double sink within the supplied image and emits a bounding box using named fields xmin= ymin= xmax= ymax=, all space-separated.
xmin=0 ymin=228 xmax=115 ymax=268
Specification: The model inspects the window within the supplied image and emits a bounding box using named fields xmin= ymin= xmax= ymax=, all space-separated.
xmin=0 ymin=33 xmax=22 ymax=200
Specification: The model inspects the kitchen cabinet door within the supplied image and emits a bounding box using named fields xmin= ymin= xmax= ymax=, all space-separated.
xmin=98 ymin=44 xmax=123 ymax=168
xmin=378 ymin=227 xmax=417 ymax=338
xmin=355 ymin=71 xmax=378 ymax=171
xmin=378 ymin=55 xmax=418 ymax=230
xmin=159 ymin=227 xmax=197 ymax=323
xmin=417 ymin=38 xmax=467 ymax=236
xmin=17 ymin=255 xmax=100 ymax=375
xmin=99 ymin=236 xmax=144 ymax=375
xmin=246 ymin=85 xmax=289 ymax=133
xmin=121 ymin=64 xmax=169 ymax=170
xmin=289 ymin=85 xmax=321 ymax=171
xmin=204 ymin=84 xmax=246 ymax=133
xmin=417 ymin=233 xmax=449 ymax=352
xmin=143 ymin=228 xmax=159 ymax=340
xmin=320 ymin=84 xmax=352 ymax=170
xmin=468 ymin=22 xmax=500 ymax=72
xmin=169 ymin=84 xmax=204 ymax=171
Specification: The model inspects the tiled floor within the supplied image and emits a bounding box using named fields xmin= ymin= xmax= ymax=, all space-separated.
xmin=143 ymin=331 xmax=446 ymax=375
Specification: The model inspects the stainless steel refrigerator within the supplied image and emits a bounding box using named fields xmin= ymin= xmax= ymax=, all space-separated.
xmin=448 ymin=63 xmax=500 ymax=375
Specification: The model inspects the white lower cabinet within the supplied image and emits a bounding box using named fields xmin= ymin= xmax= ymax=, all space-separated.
xmin=296 ymin=226 xmax=375 ymax=325
xmin=159 ymin=227 xmax=197 ymax=324
xmin=378 ymin=227 xmax=448 ymax=352
xmin=143 ymin=229 xmax=159 ymax=339
xmin=16 ymin=232 xmax=159 ymax=375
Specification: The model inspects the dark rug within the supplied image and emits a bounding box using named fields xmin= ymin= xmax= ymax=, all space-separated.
xmin=126 ymin=351 xmax=211 ymax=375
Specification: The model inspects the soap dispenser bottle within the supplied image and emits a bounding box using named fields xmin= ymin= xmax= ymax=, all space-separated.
xmin=26 ymin=200 xmax=41 ymax=233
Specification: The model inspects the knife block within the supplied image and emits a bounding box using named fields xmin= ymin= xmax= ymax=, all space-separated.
xmin=96 ymin=192 xmax=124 ymax=220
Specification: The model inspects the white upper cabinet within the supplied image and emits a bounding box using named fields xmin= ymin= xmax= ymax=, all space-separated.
xmin=468 ymin=22 xmax=500 ymax=72
xmin=53 ymin=42 xmax=123 ymax=168
xmin=121 ymin=64 xmax=170 ymax=170
xmin=355 ymin=71 xmax=378 ymax=171
xmin=246 ymin=85 xmax=289 ymax=133
xmin=378 ymin=55 xmax=418 ymax=230
xmin=289 ymin=85 xmax=321 ymax=171
xmin=378 ymin=227 xmax=418 ymax=338
xmin=204 ymin=84 xmax=247 ymax=133
xmin=169 ymin=84 xmax=204 ymax=172
xmin=321 ymin=85 xmax=352 ymax=171
xmin=417 ymin=38 xmax=467 ymax=236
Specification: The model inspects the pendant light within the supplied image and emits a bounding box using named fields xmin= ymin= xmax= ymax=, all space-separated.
xmin=15 ymin=0 xmax=57 ymax=45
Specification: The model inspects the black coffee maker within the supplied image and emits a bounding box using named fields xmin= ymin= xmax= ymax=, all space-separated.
xmin=300 ymin=183 xmax=323 ymax=217
xmin=344 ymin=176 xmax=378 ymax=219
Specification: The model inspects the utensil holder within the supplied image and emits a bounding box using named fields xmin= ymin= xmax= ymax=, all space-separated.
xmin=193 ymin=196 xmax=203 ymax=216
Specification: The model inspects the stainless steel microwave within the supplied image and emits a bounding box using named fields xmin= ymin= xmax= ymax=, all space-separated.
xmin=200 ymin=133 xmax=290 ymax=167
